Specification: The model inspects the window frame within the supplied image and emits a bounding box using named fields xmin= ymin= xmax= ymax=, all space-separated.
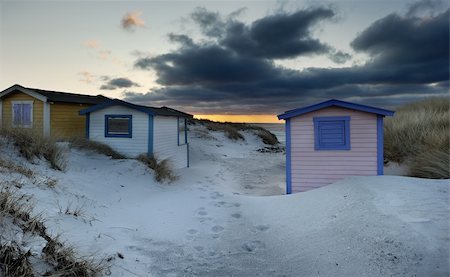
xmin=313 ymin=116 xmax=351 ymax=150
xmin=11 ymin=100 xmax=34 ymax=128
xmin=177 ymin=117 xmax=187 ymax=146
xmin=104 ymin=114 xmax=132 ymax=138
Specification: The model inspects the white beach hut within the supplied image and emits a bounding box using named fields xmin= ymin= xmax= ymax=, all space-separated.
xmin=79 ymin=99 xmax=192 ymax=168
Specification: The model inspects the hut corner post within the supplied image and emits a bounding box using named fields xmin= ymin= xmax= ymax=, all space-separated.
xmin=377 ymin=115 xmax=384 ymax=175
xmin=286 ymin=118 xmax=292 ymax=194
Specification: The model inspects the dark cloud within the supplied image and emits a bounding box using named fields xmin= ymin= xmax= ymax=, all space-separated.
xmin=130 ymin=6 xmax=449 ymax=114
xmin=190 ymin=7 xmax=339 ymax=59
xmin=100 ymin=77 xmax=140 ymax=90
xmin=135 ymin=45 xmax=285 ymax=86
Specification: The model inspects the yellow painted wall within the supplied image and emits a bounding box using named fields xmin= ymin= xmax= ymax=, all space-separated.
xmin=1 ymin=91 xmax=44 ymax=136
xmin=50 ymin=102 xmax=92 ymax=138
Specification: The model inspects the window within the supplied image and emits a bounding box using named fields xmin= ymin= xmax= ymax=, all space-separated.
xmin=105 ymin=115 xmax=132 ymax=138
xmin=178 ymin=117 xmax=187 ymax=145
xmin=313 ymin=116 xmax=350 ymax=150
xmin=12 ymin=101 xmax=33 ymax=128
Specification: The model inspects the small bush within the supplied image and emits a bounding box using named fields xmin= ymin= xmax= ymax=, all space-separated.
xmin=0 ymin=159 xmax=34 ymax=178
xmin=384 ymin=97 xmax=449 ymax=179
xmin=137 ymin=154 xmax=178 ymax=183
xmin=0 ymin=128 xmax=67 ymax=171
xmin=67 ymin=137 xmax=126 ymax=159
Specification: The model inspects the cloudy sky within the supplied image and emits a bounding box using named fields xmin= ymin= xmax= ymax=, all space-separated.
xmin=0 ymin=0 xmax=448 ymax=122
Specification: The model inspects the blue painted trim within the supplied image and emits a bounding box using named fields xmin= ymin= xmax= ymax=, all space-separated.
xmin=313 ymin=116 xmax=351 ymax=150
xmin=184 ymin=119 xmax=188 ymax=144
xmin=148 ymin=115 xmax=153 ymax=155
xmin=286 ymin=119 xmax=292 ymax=194
xmin=277 ymin=99 xmax=395 ymax=119
xmin=187 ymin=143 xmax=190 ymax=168
xmin=80 ymin=99 xmax=156 ymax=115
xmin=85 ymin=113 xmax=90 ymax=139
xmin=105 ymin=114 xmax=132 ymax=138
xmin=377 ymin=115 xmax=384 ymax=175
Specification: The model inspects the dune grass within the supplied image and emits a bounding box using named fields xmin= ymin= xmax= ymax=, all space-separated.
xmin=67 ymin=137 xmax=126 ymax=159
xmin=137 ymin=154 xmax=178 ymax=183
xmin=0 ymin=186 xmax=107 ymax=276
xmin=0 ymin=128 xmax=67 ymax=171
xmin=194 ymin=119 xmax=279 ymax=145
xmin=384 ymin=97 xmax=449 ymax=179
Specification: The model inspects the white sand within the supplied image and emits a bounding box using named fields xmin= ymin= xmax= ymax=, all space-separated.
xmin=0 ymin=125 xmax=448 ymax=276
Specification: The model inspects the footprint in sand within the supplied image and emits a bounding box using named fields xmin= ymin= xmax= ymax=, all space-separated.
xmin=210 ymin=192 xmax=224 ymax=199
xmin=242 ymin=240 xmax=265 ymax=252
xmin=187 ymin=229 xmax=198 ymax=235
xmin=194 ymin=246 xmax=204 ymax=252
xmin=231 ymin=213 xmax=242 ymax=219
xmin=211 ymin=225 xmax=225 ymax=233
xmin=198 ymin=210 xmax=208 ymax=216
xmin=254 ymin=224 xmax=270 ymax=232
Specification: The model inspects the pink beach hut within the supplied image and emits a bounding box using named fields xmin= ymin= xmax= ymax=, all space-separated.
xmin=277 ymin=99 xmax=394 ymax=194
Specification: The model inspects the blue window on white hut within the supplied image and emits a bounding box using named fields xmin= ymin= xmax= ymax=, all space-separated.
xmin=105 ymin=115 xmax=132 ymax=138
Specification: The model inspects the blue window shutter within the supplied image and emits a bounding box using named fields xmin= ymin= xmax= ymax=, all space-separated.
xmin=314 ymin=116 xmax=350 ymax=150
xmin=22 ymin=104 xmax=32 ymax=125
xmin=13 ymin=104 xmax=21 ymax=125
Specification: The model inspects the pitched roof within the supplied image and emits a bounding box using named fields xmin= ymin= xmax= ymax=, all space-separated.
xmin=277 ymin=99 xmax=395 ymax=120
xmin=79 ymin=99 xmax=193 ymax=118
xmin=0 ymin=84 xmax=109 ymax=104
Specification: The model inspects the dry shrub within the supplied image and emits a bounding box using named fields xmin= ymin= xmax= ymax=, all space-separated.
xmin=0 ymin=128 xmax=66 ymax=171
xmin=384 ymin=97 xmax=449 ymax=179
xmin=0 ymin=244 xmax=34 ymax=277
xmin=67 ymin=137 xmax=126 ymax=159
xmin=137 ymin=154 xmax=178 ymax=183
xmin=0 ymin=159 xmax=34 ymax=178
xmin=0 ymin=186 xmax=106 ymax=276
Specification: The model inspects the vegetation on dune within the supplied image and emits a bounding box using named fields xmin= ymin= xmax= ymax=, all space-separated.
xmin=67 ymin=137 xmax=126 ymax=159
xmin=384 ymin=97 xmax=449 ymax=179
xmin=192 ymin=119 xmax=279 ymax=145
xmin=0 ymin=186 xmax=107 ymax=276
xmin=137 ymin=154 xmax=178 ymax=183
xmin=0 ymin=128 xmax=67 ymax=171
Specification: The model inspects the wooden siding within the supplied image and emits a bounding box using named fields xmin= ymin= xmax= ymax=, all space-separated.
xmin=153 ymin=116 xmax=188 ymax=168
xmin=50 ymin=102 xmax=92 ymax=138
xmin=89 ymin=106 xmax=149 ymax=157
xmin=0 ymin=91 xmax=44 ymax=136
xmin=290 ymin=107 xmax=378 ymax=193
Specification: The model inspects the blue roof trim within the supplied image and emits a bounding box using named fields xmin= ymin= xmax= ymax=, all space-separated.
xmin=79 ymin=99 xmax=156 ymax=115
xmin=277 ymin=99 xmax=395 ymax=120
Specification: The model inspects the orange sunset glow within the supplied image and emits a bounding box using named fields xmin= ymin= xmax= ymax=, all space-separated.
xmin=194 ymin=114 xmax=282 ymax=123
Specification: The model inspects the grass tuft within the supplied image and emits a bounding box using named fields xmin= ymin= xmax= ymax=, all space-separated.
xmin=384 ymin=97 xmax=449 ymax=179
xmin=137 ymin=154 xmax=178 ymax=183
xmin=67 ymin=137 xmax=126 ymax=159
xmin=0 ymin=128 xmax=67 ymax=171
xmin=0 ymin=159 xmax=34 ymax=178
